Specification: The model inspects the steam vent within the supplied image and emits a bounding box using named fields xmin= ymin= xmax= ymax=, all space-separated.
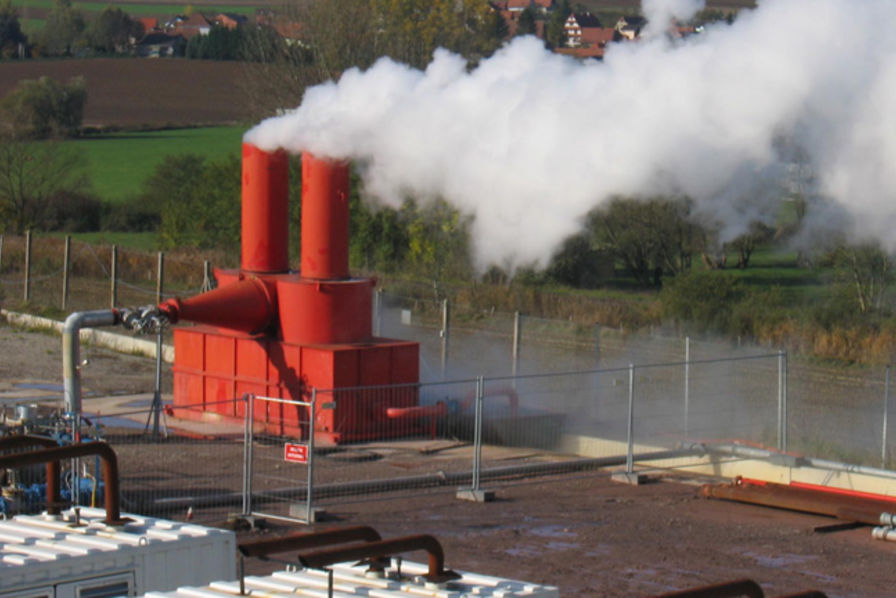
xmin=164 ymin=144 xmax=419 ymax=443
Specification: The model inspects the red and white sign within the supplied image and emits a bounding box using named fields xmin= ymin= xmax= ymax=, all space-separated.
xmin=283 ymin=443 xmax=308 ymax=464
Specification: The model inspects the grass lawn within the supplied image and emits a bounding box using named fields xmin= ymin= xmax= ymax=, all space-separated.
xmin=68 ymin=125 xmax=247 ymax=203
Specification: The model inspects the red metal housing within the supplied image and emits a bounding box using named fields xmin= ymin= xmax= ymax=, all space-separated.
xmin=166 ymin=143 xmax=420 ymax=443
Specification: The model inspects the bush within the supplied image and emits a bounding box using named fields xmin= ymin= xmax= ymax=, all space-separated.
xmin=0 ymin=76 xmax=86 ymax=139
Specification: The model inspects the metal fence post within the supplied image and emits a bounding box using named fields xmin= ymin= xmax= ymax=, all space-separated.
xmin=594 ymin=323 xmax=600 ymax=368
xmin=306 ymin=390 xmax=316 ymax=523
xmin=777 ymin=350 xmax=787 ymax=452
xmin=62 ymin=235 xmax=71 ymax=310
xmin=472 ymin=376 xmax=484 ymax=492
xmin=372 ymin=288 xmax=381 ymax=336
xmin=23 ymin=229 xmax=31 ymax=302
xmin=156 ymin=251 xmax=164 ymax=305
xmin=883 ymin=366 xmax=891 ymax=469
xmin=201 ymin=260 xmax=213 ymax=292
xmin=440 ymin=298 xmax=450 ymax=380
xmin=512 ymin=311 xmax=521 ymax=385
xmin=626 ymin=364 xmax=635 ymax=473
xmin=243 ymin=393 xmax=255 ymax=516
xmin=110 ymin=245 xmax=118 ymax=308
xmin=684 ymin=336 xmax=690 ymax=438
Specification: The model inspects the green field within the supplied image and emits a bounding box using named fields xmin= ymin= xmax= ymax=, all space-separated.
xmin=68 ymin=125 xmax=247 ymax=203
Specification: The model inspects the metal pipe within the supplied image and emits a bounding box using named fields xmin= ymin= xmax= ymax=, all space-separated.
xmin=238 ymin=526 xmax=382 ymax=558
xmin=649 ymin=578 xmax=764 ymax=598
xmin=63 ymin=310 xmax=121 ymax=416
xmin=0 ymin=435 xmax=62 ymax=514
xmin=0 ymin=442 xmax=126 ymax=525
xmin=241 ymin=143 xmax=290 ymax=273
xmin=297 ymin=534 xmax=460 ymax=583
xmin=300 ymin=154 xmax=350 ymax=280
xmin=700 ymin=478 xmax=896 ymax=525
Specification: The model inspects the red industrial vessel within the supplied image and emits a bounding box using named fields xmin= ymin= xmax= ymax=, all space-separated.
xmin=159 ymin=144 xmax=419 ymax=443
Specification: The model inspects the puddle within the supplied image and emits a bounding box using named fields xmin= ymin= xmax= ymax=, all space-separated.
xmin=544 ymin=541 xmax=579 ymax=551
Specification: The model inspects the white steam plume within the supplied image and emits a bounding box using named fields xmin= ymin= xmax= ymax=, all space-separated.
xmin=245 ymin=0 xmax=896 ymax=271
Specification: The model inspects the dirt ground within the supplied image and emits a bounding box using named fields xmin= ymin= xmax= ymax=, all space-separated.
xmin=3 ymin=320 xmax=896 ymax=598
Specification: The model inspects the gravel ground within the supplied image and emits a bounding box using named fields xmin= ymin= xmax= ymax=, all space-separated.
xmin=3 ymin=320 xmax=896 ymax=597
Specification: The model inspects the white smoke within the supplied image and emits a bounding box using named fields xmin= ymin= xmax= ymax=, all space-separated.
xmin=245 ymin=0 xmax=896 ymax=271
xmin=641 ymin=0 xmax=705 ymax=38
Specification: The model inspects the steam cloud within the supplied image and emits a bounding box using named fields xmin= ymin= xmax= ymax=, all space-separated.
xmin=245 ymin=0 xmax=896 ymax=271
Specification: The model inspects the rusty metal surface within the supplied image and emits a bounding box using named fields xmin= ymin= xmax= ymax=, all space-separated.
xmin=700 ymin=478 xmax=896 ymax=525
xmin=238 ymin=525 xmax=382 ymax=558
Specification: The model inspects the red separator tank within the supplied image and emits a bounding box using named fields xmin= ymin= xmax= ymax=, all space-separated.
xmin=162 ymin=143 xmax=420 ymax=444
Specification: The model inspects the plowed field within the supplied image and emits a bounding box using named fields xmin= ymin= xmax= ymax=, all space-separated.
xmin=0 ymin=58 xmax=275 ymax=127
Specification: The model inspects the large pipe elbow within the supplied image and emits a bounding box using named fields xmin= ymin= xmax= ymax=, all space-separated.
xmin=63 ymin=310 xmax=121 ymax=415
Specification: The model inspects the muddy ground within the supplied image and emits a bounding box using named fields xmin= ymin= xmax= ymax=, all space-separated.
xmin=2 ymin=320 xmax=896 ymax=598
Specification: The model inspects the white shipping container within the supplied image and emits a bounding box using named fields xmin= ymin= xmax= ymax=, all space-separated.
xmin=144 ymin=558 xmax=559 ymax=598
xmin=1 ymin=506 xmax=236 ymax=597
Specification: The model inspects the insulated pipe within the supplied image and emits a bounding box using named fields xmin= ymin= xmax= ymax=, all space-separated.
xmin=238 ymin=526 xmax=382 ymax=558
xmin=0 ymin=442 xmax=126 ymax=525
xmin=241 ymin=143 xmax=289 ymax=273
xmin=649 ymin=578 xmax=764 ymax=598
xmin=297 ymin=534 xmax=460 ymax=583
xmin=63 ymin=310 xmax=121 ymax=416
xmin=301 ymin=154 xmax=350 ymax=280
xmin=0 ymin=435 xmax=62 ymax=515
xmin=158 ymin=276 xmax=277 ymax=334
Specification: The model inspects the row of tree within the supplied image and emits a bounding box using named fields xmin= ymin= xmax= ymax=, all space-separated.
xmin=0 ymin=0 xmax=143 ymax=58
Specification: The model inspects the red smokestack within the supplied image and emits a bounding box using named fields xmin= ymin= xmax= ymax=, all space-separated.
xmin=241 ymin=143 xmax=289 ymax=273
xmin=301 ymin=154 xmax=350 ymax=279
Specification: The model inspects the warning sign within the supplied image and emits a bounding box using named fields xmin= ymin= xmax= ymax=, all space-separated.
xmin=284 ymin=443 xmax=309 ymax=464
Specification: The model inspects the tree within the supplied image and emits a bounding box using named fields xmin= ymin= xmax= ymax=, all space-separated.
xmin=0 ymin=76 xmax=87 ymax=138
xmin=544 ymin=0 xmax=571 ymax=48
xmin=0 ymin=0 xmax=27 ymax=58
xmin=660 ymin=270 xmax=742 ymax=334
xmin=0 ymin=133 xmax=89 ymax=233
xmin=88 ymin=7 xmax=143 ymax=54
xmin=515 ymin=6 xmax=538 ymax=37
xmin=589 ymin=196 xmax=702 ymax=286
xmin=141 ymin=153 xmax=242 ymax=250
xmin=39 ymin=0 xmax=85 ymax=56
xmin=833 ymin=243 xmax=894 ymax=315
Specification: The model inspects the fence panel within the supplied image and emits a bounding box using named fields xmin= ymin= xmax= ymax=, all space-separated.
xmin=305 ymin=380 xmax=480 ymax=509
xmin=787 ymin=361 xmax=892 ymax=467
xmin=244 ymin=394 xmax=314 ymax=522
xmin=87 ymin=397 xmax=247 ymax=524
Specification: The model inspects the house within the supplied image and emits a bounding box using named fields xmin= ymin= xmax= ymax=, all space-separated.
xmin=167 ymin=13 xmax=212 ymax=38
xmin=136 ymin=32 xmax=187 ymax=57
xmin=615 ymin=15 xmax=647 ymax=40
xmin=137 ymin=17 xmax=159 ymax=34
xmin=212 ymin=13 xmax=248 ymax=30
xmin=563 ymin=12 xmax=602 ymax=47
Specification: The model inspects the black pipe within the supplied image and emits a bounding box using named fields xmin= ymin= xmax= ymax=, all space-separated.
xmin=298 ymin=534 xmax=460 ymax=583
xmin=0 ymin=435 xmax=62 ymax=515
xmin=0 ymin=442 xmax=127 ymax=525
xmin=238 ymin=526 xmax=382 ymax=558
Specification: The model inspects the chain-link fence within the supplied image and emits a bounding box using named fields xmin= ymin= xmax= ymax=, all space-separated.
xmin=238 ymin=352 xmax=785 ymax=523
